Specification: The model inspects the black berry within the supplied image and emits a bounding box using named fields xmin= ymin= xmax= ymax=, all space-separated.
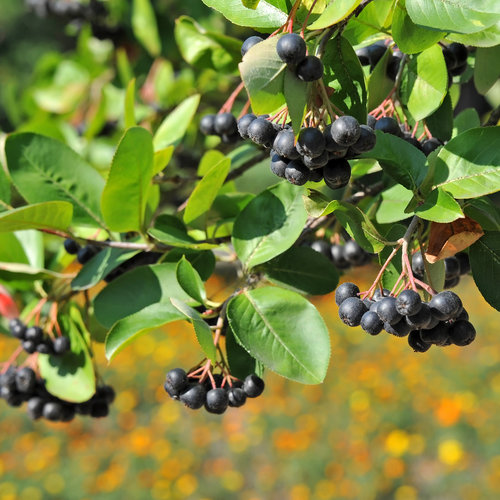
xmin=377 ymin=297 xmax=402 ymax=325
xmin=323 ymin=158 xmax=351 ymax=190
xmin=297 ymin=127 xmax=325 ymax=158
xmin=205 ymin=388 xmax=229 ymax=414
xmin=199 ymin=114 xmax=217 ymax=136
xmin=227 ymin=387 xmax=246 ymax=407
xmin=408 ymin=331 xmax=431 ymax=352
xmin=335 ymin=282 xmax=360 ymax=306
xmin=296 ymin=55 xmax=324 ymax=82
xmin=330 ymin=116 xmax=361 ymax=147
xmin=374 ymin=117 xmax=400 ymax=136
xmin=285 ymin=160 xmax=310 ymax=186
xmin=276 ymin=33 xmax=307 ymax=64
xmin=214 ymin=113 xmax=238 ymax=136
xmin=395 ymin=290 xmax=422 ymax=316
xmin=247 ymin=117 xmax=277 ymax=146
xmin=64 ymin=238 xmax=80 ymax=254
xmin=237 ymin=113 xmax=257 ymax=139
xmin=273 ymin=129 xmax=299 ymax=159
xmin=243 ymin=374 xmax=265 ymax=398
xmin=241 ymin=35 xmax=264 ymax=57
xmin=179 ymin=383 xmax=207 ymax=409
xmin=338 ymin=297 xmax=367 ymax=327
xmin=360 ymin=311 xmax=383 ymax=335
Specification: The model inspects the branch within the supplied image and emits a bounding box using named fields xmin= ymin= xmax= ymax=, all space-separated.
xmin=226 ymin=151 xmax=268 ymax=181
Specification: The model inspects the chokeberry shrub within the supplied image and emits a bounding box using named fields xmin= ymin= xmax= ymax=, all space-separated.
xmin=0 ymin=0 xmax=499 ymax=422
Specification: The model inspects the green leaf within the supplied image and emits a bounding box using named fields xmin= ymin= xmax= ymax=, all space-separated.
xmin=15 ymin=230 xmax=44 ymax=269
xmin=183 ymin=158 xmax=231 ymax=225
xmin=414 ymin=188 xmax=464 ymax=223
xmin=227 ymin=287 xmax=330 ymax=384
xmin=367 ymin=50 xmax=393 ymax=111
xmin=232 ymin=182 xmax=308 ymax=269
xmin=0 ymin=163 xmax=11 ymax=205
xmin=101 ymin=127 xmax=154 ymax=232
xmin=176 ymin=256 xmax=207 ymax=304
xmin=474 ymin=46 xmax=500 ymax=95
xmin=0 ymin=233 xmax=29 ymax=265
xmin=343 ymin=0 xmax=393 ymax=45
xmin=38 ymin=308 xmax=96 ymax=403
xmin=153 ymin=94 xmax=201 ymax=150
xmin=399 ymin=45 xmax=448 ymax=121
xmin=132 ymin=0 xmax=161 ymax=57
xmin=239 ymin=36 xmax=308 ymax=129
xmin=376 ymin=184 xmax=413 ymax=224
xmin=163 ymin=248 xmax=215 ymax=281
xmin=225 ymin=323 xmax=257 ymax=380
xmin=470 ymin=231 xmax=500 ymax=311
xmin=153 ymin=146 xmax=174 ymax=175
xmin=432 ymin=127 xmax=500 ymax=198
xmin=170 ymin=298 xmax=216 ymax=362
xmin=406 ymin=0 xmax=500 ymax=34
xmin=463 ymin=197 xmax=500 ymax=231
xmin=0 ymin=201 xmax=73 ymax=232
xmin=105 ymin=302 xmax=185 ymax=361
xmin=452 ymin=108 xmax=480 ymax=138
xmin=149 ymin=214 xmax=217 ymax=250
xmin=71 ymin=247 xmax=139 ymax=291
xmin=124 ymin=79 xmax=136 ymax=128
xmin=5 ymin=133 xmax=105 ymax=227
xmin=93 ymin=263 xmax=194 ymax=328
xmin=283 ymin=66 xmax=308 ymax=135
xmin=200 ymin=0 xmax=288 ymax=29
xmin=323 ymin=36 xmax=367 ymax=123
xmin=325 ymin=200 xmax=387 ymax=252
xmin=198 ymin=150 xmax=227 ymax=176
xmin=426 ymin=258 xmax=445 ymax=293
xmin=175 ymin=16 xmax=242 ymax=73
xmin=307 ymin=0 xmax=361 ymax=29
xmin=447 ymin=22 xmax=500 ymax=47
xmin=392 ymin=0 xmax=445 ymax=54
xmin=425 ymin=93 xmax=453 ymax=142
xmin=361 ymin=131 xmax=427 ymax=191
xmin=261 ymin=246 xmax=339 ymax=295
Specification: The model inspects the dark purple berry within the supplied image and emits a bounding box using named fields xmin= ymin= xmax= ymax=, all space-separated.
xmin=374 ymin=117 xmax=400 ymax=136
xmin=355 ymin=46 xmax=370 ymax=66
xmin=199 ymin=114 xmax=217 ymax=136
xmin=444 ymin=256 xmax=460 ymax=280
xmin=350 ymin=125 xmax=376 ymax=154
xmin=243 ymin=374 xmax=265 ymax=398
xmin=285 ymin=160 xmax=310 ymax=185
xmin=377 ymin=297 xmax=402 ymax=325
xmin=227 ymin=387 xmax=246 ymax=407
xmin=53 ymin=336 xmax=71 ymax=355
xmin=396 ymin=290 xmax=422 ymax=316
xmin=309 ymin=167 xmax=324 ymax=182
xmin=384 ymin=318 xmax=412 ymax=337
xmin=27 ymin=397 xmax=44 ymax=420
xmin=310 ymin=240 xmax=332 ymax=259
xmin=273 ymin=129 xmax=299 ymax=159
xmin=330 ymin=244 xmax=350 ymax=269
xmin=179 ymin=383 xmax=207 ymax=409
xmin=296 ymin=55 xmax=324 ymax=82
xmin=343 ymin=240 xmax=366 ymax=266
xmin=15 ymin=367 xmax=36 ymax=394
xmin=25 ymin=326 xmax=44 ymax=344
xmin=323 ymin=158 xmax=351 ymax=190
xmin=241 ymin=36 xmax=263 ymax=57
xmin=408 ymin=331 xmax=431 ymax=352
xmin=43 ymin=401 xmax=64 ymax=421
xmin=9 ymin=319 xmax=26 ymax=340
xmin=406 ymin=303 xmax=432 ymax=329
xmin=237 ymin=113 xmax=257 ymax=139
xmin=22 ymin=340 xmax=37 ymax=354
xmin=276 ymin=33 xmax=306 ymax=64
xmin=422 ymin=138 xmax=441 ymax=156
xmin=247 ymin=117 xmax=277 ymax=146
xmin=303 ymin=150 xmax=328 ymax=169
xmin=330 ymin=116 xmax=361 ymax=147
xmin=420 ymin=322 xmax=449 ymax=345
xmin=338 ymin=297 xmax=367 ymax=327
xmin=64 ymin=238 xmax=80 ymax=254
xmin=165 ymin=368 xmax=189 ymax=398
xmin=214 ymin=113 xmax=238 ymax=136
xmin=448 ymin=320 xmax=476 ymax=346
xmin=373 ymin=288 xmax=391 ymax=301
xmin=456 ymin=253 xmax=470 ymax=275
xmin=411 ymin=251 xmax=425 ymax=277
xmin=297 ymin=127 xmax=325 ymax=158
xmin=270 ymin=151 xmax=288 ymax=178
xmin=429 ymin=291 xmax=462 ymax=321
xmin=360 ymin=311 xmax=383 ymax=335
xmin=205 ymin=388 xmax=229 ymax=414
xmin=90 ymin=402 xmax=109 ymax=418
xmin=335 ymin=282 xmax=360 ymax=306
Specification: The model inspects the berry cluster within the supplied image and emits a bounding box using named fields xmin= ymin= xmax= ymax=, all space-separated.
xmin=412 ymin=251 xmax=470 ymax=290
xmin=9 ymin=318 xmax=70 ymax=356
xmin=0 ymin=365 xmax=114 ymax=421
xmin=201 ymin=112 xmax=376 ymax=188
xmin=335 ymin=282 xmax=476 ymax=352
xmin=308 ymin=239 xmax=373 ymax=270
xmin=64 ymin=238 xmax=99 ymax=265
xmin=164 ymin=368 xmax=264 ymax=414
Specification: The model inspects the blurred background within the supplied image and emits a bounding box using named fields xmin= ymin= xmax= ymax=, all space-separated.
xmin=1 ymin=1 xmax=500 ymax=499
